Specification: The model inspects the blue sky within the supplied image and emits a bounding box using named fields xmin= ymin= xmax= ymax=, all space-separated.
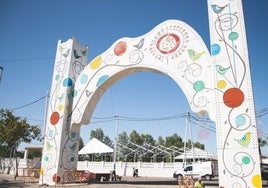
xmin=1 ymin=0 xmax=268 ymax=155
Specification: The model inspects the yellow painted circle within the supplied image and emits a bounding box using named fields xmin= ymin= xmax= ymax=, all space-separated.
xmin=58 ymin=104 xmax=63 ymax=111
xmin=252 ymin=174 xmax=261 ymax=188
xmin=217 ymin=80 xmax=227 ymax=89
xmin=90 ymin=56 xmax=102 ymax=70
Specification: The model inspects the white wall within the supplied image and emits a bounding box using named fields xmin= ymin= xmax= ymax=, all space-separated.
xmin=77 ymin=161 xmax=184 ymax=178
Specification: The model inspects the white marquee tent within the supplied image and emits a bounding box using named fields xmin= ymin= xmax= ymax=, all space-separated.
xmin=78 ymin=138 xmax=113 ymax=155
xmin=174 ymin=147 xmax=217 ymax=161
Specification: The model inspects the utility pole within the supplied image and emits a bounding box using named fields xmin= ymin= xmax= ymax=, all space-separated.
xmin=42 ymin=91 xmax=49 ymax=141
xmin=113 ymin=114 xmax=119 ymax=170
xmin=183 ymin=112 xmax=195 ymax=166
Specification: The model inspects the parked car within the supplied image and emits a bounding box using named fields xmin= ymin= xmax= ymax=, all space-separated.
xmin=173 ymin=161 xmax=215 ymax=181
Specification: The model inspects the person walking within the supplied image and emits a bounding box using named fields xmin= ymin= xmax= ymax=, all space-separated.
xmin=194 ymin=177 xmax=205 ymax=188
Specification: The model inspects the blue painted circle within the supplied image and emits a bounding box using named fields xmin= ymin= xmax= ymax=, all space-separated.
xmin=63 ymin=78 xmax=73 ymax=87
xmin=235 ymin=115 xmax=246 ymax=127
xmin=211 ymin=44 xmax=220 ymax=55
xmin=80 ymin=74 xmax=88 ymax=84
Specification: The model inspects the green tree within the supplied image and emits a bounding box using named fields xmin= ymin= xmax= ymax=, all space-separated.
xmin=117 ymin=131 xmax=129 ymax=161
xmin=157 ymin=136 xmax=165 ymax=146
xmin=78 ymin=137 xmax=85 ymax=161
xmin=90 ymin=128 xmax=105 ymax=141
xmin=165 ymin=133 xmax=183 ymax=148
xmin=118 ymin=131 xmax=129 ymax=144
xmin=0 ymin=109 xmax=42 ymax=158
xmin=141 ymin=134 xmax=155 ymax=146
xmin=129 ymin=130 xmax=143 ymax=145
xmin=28 ymin=149 xmax=42 ymax=159
xmin=194 ymin=141 xmax=205 ymax=150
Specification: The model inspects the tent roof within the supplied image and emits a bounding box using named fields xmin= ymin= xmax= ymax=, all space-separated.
xmin=78 ymin=138 xmax=113 ymax=155
xmin=174 ymin=147 xmax=217 ymax=159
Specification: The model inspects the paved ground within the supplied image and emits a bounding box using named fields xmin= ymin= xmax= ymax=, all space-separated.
xmin=1 ymin=174 xmax=268 ymax=188
xmin=0 ymin=174 xmax=219 ymax=188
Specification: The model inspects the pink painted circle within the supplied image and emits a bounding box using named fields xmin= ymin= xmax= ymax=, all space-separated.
xmin=114 ymin=41 xmax=127 ymax=56
xmin=156 ymin=33 xmax=180 ymax=54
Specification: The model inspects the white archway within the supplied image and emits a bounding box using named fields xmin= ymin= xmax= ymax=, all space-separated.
xmin=40 ymin=1 xmax=262 ymax=187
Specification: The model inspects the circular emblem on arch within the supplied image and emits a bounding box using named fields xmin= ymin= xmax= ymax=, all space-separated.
xmin=149 ymin=23 xmax=189 ymax=61
xmin=156 ymin=33 xmax=180 ymax=54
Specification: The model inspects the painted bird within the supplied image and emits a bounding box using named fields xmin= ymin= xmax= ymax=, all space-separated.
xmin=133 ymin=38 xmax=144 ymax=49
xmin=235 ymin=132 xmax=251 ymax=147
xmin=211 ymin=4 xmax=228 ymax=14
xmin=188 ymin=49 xmax=205 ymax=62
xmin=81 ymin=49 xmax=87 ymax=56
xmin=46 ymin=141 xmax=53 ymax=151
xmin=215 ymin=65 xmax=230 ymax=75
xmin=69 ymin=142 xmax=77 ymax=151
xmin=62 ymin=49 xmax=70 ymax=58
xmin=74 ymin=49 xmax=81 ymax=59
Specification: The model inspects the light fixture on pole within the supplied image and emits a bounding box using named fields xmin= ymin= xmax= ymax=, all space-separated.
xmin=0 ymin=66 xmax=3 ymax=83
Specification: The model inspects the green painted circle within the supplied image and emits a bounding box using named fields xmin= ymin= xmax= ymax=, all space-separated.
xmin=229 ymin=32 xmax=239 ymax=41
xmin=193 ymin=80 xmax=205 ymax=92
xmin=242 ymin=156 xmax=250 ymax=164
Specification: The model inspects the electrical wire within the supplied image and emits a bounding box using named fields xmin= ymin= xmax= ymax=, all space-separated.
xmin=7 ymin=95 xmax=268 ymax=130
xmin=10 ymin=96 xmax=47 ymax=111
xmin=0 ymin=57 xmax=54 ymax=63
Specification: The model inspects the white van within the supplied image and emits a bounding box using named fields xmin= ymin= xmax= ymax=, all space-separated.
xmin=173 ymin=161 xmax=214 ymax=180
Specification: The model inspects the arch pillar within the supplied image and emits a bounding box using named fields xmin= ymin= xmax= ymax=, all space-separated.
xmin=39 ymin=38 xmax=88 ymax=185
xmin=207 ymin=0 xmax=262 ymax=187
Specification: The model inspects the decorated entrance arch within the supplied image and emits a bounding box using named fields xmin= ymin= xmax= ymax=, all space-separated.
xmin=40 ymin=0 xmax=262 ymax=187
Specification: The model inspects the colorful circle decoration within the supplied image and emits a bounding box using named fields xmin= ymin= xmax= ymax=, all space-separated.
xmin=252 ymin=174 xmax=261 ymax=188
xmin=90 ymin=56 xmax=102 ymax=69
xmin=52 ymin=174 xmax=61 ymax=183
xmin=44 ymin=154 xmax=51 ymax=162
xmin=69 ymin=132 xmax=77 ymax=140
xmin=223 ymin=88 xmax=244 ymax=108
xmin=50 ymin=111 xmax=60 ymax=125
xmin=96 ymin=75 xmax=109 ymax=87
xmin=58 ymin=104 xmax=63 ymax=111
xmin=229 ymin=32 xmax=239 ymax=41
xmin=242 ymin=156 xmax=250 ymax=164
xmin=80 ymin=74 xmax=88 ymax=84
xmin=55 ymin=74 xmax=60 ymax=81
xmin=63 ymin=77 xmax=73 ymax=87
xmin=211 ymin=43 xmax=220 ymax=55
xmin=217 ymin=80 xmax=226 ymax=89
xmin=72 ymin=90 xmax=78 ymax=97
xmin=235 ymin=114 xmax=246 ymax=127
xmin=193 ymin=80 xmax=205 ymax=92
xmin=156 ymin=33 xmax=180 ymax=54
xmin=114 ymin=41 xmax=127 ymax=56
